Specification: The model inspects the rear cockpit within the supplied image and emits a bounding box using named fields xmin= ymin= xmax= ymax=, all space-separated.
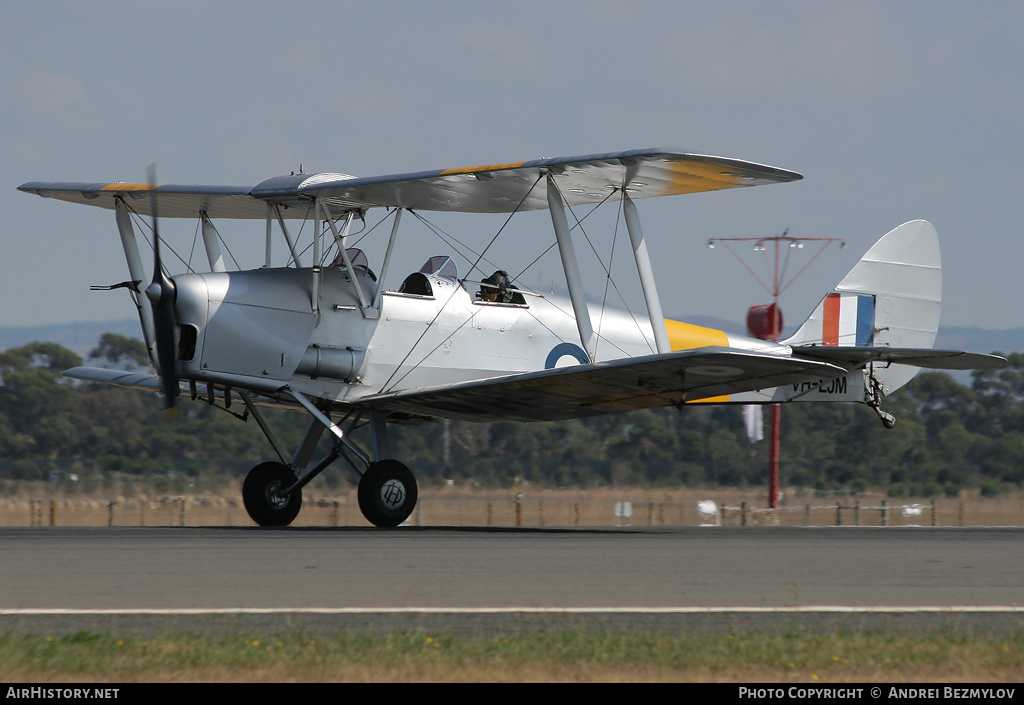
xmin=475 ymin=269 xmax=526 ymax=306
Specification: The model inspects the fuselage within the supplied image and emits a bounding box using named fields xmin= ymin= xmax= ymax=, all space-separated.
xmin=170 ymin=263 xmax=807 ymax=411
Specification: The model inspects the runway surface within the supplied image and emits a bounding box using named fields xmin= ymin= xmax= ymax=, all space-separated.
xmin=2 ymin=526 xmax=1022 ymax=636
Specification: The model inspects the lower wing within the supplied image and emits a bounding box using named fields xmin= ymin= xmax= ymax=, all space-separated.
xmin=357 ymin=347 xmax=847 ymax=423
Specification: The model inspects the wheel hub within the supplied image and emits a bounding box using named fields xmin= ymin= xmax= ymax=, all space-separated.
xmin=380 ymin=479 xmax=406 ymax=509
xmin=265 ymin=480 xmax=289 ymax=509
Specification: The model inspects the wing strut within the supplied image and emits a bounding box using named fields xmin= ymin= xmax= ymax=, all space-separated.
xmin=200 ymin=212 xmax=227 ymax=273
xmin=312 ymin=200 xmax=322 ymax=315
xmin=272 ymin=204 xmax=302 ymax=267
xmin=264 ymin=204 xmax=273 ymax=267
xmin=623 ymin=194 xmax=670 ymax=354
xmin=547 ymin=175 xmax=596 ymax=361
xmin=113 ymin=199 xmax=157 ymax=367
xmin=318 ymin=203 xmax=374 ymax=317
xmin=371 ymin=208 xmax=403 ymax=312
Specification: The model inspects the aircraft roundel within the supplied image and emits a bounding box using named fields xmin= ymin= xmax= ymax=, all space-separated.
xmin=545 ymin=343 xmax=589 ymax=369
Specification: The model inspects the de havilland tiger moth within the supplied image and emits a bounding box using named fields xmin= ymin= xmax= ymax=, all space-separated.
xmin=18 ymin=148 xmax=1007 ymax=527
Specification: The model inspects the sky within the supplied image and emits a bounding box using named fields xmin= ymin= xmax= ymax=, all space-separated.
xmin=3 ymin=1 xmax=1023 ymax=335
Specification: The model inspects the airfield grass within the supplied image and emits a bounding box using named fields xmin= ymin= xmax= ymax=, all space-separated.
xmin=1 ymin=631 xmax=1022 ymax=682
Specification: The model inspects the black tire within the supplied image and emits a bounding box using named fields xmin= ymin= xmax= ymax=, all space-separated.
xmin=357 ymin=460 xmax=418 ymax=527
xmin=242 ymin=461 xmax=302 ymax=527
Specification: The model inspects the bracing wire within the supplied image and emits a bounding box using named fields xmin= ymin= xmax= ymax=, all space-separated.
xmin=409 ymin=211 xmax=503 ymax=275
xmin=206 ymin=218 xmax=241 ymax=270
xmin=127 ymin=209 xmax=193 ymax=274
xmin=546 ymin=181 xmax=656 ymax=357
xmin=379 ymin=174 xmax=544 ymax=392
xmin=187 ymin=219 xmax=200 ymax=272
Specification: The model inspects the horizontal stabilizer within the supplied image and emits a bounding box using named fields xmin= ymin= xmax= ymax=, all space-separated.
xmin=792 ymin=347 xmax=1008 ymax=371
xmin=358 ymin=347 xmax=845 ymax=423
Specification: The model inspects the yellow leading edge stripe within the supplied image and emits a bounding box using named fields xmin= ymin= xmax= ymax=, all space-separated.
xmin=100 ymin=183 xmax=163 ymax=191
xmin=440 ymin=161 xmax=527 ymax=176
xmin=659 ymin=159 xmax=747 ymax=197
xmin=664 ymin=319 xmax=731 ymax=403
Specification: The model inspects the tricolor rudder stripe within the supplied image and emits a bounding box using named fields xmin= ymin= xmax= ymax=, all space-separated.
xmin=821 ymin=293 xmax=874 ymax=347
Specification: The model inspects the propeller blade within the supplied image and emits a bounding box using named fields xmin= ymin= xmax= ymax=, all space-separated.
xmin=144 ymin=165 xmax=179 ymax=420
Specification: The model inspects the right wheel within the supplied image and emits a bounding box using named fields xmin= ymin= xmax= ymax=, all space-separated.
xmin=242 ymin=461 xmax=302 ymax=527
xmin=357 ymin=460 xmax=418 ymax=527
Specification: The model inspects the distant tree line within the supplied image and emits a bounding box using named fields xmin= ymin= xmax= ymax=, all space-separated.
xmin=0 ymin=334 xmax=1021 ymax=498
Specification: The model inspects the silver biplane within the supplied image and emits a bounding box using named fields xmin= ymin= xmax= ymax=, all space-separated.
xmin=19 ymin=148 xmax=1006 ymax=527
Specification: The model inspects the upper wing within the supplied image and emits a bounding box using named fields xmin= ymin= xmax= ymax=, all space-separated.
xmin=19 ymin=148 xmax=801 ymax=219
xmin=252 ymin=148 xmax=802 ymax=214
xmin=792 ymin=346 xmax=1008 ymax=371
xmin=17 ymin=182 xmax=269 ymax=219
xmin=356 ymin=347 xmax=845 ymax=423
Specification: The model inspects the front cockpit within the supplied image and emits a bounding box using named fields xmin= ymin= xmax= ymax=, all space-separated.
xmin=331 ymin=247 xmax=377 ymax=281
xmin=398 ymin=255 xmax=459 ymax=298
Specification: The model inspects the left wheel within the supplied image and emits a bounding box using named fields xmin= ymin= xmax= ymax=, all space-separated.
xmin=243 ymin=461 xmax=302 ymax=527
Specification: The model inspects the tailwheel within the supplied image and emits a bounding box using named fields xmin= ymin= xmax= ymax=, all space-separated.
xmin=243 ymin=461 xmax=302 ymax=527
xmin=357 ymin=460 xmax=418 ymax=527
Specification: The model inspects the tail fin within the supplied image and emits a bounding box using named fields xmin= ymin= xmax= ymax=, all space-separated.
xmin=785 ymin=220 xmax=940 ymax=394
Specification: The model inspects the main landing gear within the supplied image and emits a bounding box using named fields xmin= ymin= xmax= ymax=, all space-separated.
xmin=239 ymin=394 xmax=417 ymax=528
xmin=242 ymin=458 xmax=417 ymax=527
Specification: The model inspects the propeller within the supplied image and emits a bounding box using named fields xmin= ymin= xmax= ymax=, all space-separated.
xmin=143 ymin=165 xmax=179 ymax=420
